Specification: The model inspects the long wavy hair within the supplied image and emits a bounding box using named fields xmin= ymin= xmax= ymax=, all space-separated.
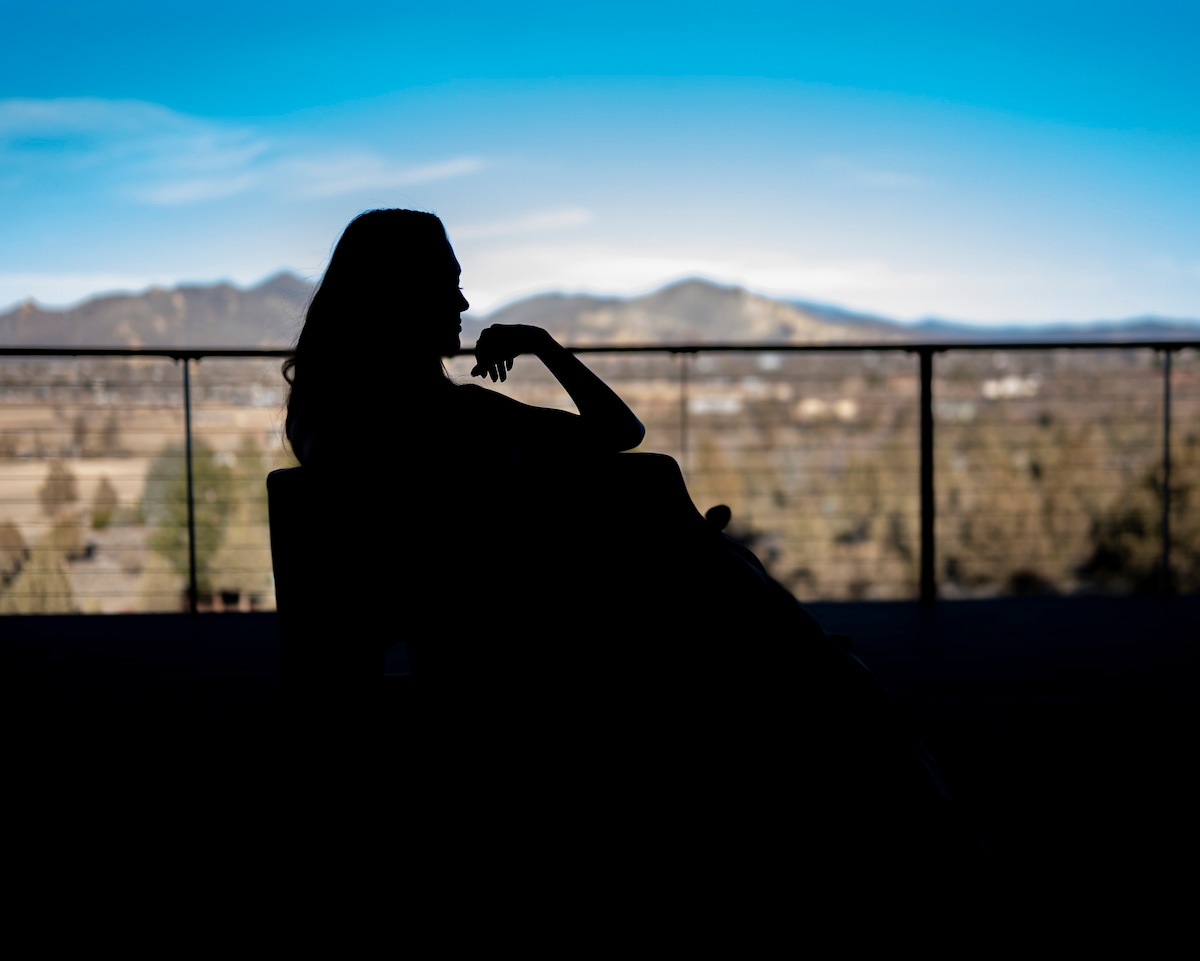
xmin=283 ymin=209 xmax=456 ymax=460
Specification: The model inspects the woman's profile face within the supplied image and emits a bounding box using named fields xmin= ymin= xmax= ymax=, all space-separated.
xmin=418 ymin=235 xmax=469 ymax=356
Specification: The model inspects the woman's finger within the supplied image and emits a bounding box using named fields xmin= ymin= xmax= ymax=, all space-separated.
xmin=472 ymin=351 xmax=514 ymax=381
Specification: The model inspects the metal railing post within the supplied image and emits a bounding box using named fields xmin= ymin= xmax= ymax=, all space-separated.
xmin=182 ymin=356 xmax=199 ymax=614
xmin=679 ymin=351 xmax=691 ymax=475
xmin=1161 ymin=348 xmax=1173 ymax=596
xmin=919 ymin=348 xmax=936 ymax=605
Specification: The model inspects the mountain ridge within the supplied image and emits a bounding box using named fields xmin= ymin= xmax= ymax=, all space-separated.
xmin=2 ymin=272 xmax=1198 ymax=348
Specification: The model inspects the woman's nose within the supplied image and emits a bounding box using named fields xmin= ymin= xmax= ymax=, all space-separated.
xmin=459 ymin=292 xmax=470 ymax=311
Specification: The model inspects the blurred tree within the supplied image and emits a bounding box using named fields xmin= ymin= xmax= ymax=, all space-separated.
xmin=5 ymin=461 xmax=86 ymax=610
xmin=689 ymin=430 xmax=744 ymax=520
xmin=234 ymin=435 xmax=271 ymax=524
xmin=91 ymin=476 xmax=120 ymax=530
xmin=71 ymin=412 xmax=88 ymax=456
xmin=47 ymin=514 xmax=85 ymax=561
xmin=99 ymin=412 xmax=122 ymax=457
xmin=38 ymin=460 xmax=78 ymax=516
xmin=0 ymin=548 xmax=76 ymax=613
xmin=143 ymin=440 xmax=235 ymax=596
xmin=1079 ymin=456 xmax=1200 ymax=594
xmin=0 ymin=528 xmax=76 ymax=614
xmin=0 ymin=520 xmax=29 ymax=586
xmin=208 ymin=436 xmax=274 ymax=605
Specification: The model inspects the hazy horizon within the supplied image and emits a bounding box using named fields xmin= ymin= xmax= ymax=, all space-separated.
xmin=6 ymin=269 xmax=1200 ymax=336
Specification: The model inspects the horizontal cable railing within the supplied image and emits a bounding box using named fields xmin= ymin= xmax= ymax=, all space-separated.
xmin=1 ymin=341 xmax=1196 ymax=613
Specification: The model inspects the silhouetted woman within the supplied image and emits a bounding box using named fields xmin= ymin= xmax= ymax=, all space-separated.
xmin=282 ymin=208 xmax=669 ymax=674
xmin=282 ymin=208 xmax=838 ymax=654
xmin=281 ymin=209 xmax=976 ymax=877
xmin=283 ymin=209 xmax=644 ymax=474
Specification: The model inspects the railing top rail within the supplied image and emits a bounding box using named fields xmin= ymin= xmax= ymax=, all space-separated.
xmin=2 ymin=340 xmax=1198 ymax=360
xmin=552 ymin=340 xmax=1200 ymax=354
xmin=0 ymin=347 xmax=293 ymax=359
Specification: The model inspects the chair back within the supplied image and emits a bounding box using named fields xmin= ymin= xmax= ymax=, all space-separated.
xmin=267 ymin=467 xmax=386 ymax=701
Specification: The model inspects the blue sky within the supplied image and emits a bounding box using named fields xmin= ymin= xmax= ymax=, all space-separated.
xmin=2 ymin=1 xmax=1198 ymax=323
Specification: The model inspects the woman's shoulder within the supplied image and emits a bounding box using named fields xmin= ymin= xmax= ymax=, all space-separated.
xmin=435 ymin=381 xmax=524 ymax=435
xmin=447 ymin=381 xmax=525 ymax=418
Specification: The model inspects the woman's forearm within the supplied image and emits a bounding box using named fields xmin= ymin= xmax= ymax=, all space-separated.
xmin=472 ymin=323 xmax=645 ymax=450
xmin=535 ymin=335 xmax=645 ymax=450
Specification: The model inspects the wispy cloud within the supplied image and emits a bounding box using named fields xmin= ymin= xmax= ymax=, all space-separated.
xmin=133 ymin=173 xmax=262 ymax=205
xmin=288 ymin=154 xmax=484 ymax=198
xmin=0 ymin=97 xmax=485 ymax=207
xmin=0 ymin=97 xmax=189 ymax=137
xmin=0 ymin=98 xmax=269 ymax=205
xmin=453 ymin=206 xmax=592 ymax=240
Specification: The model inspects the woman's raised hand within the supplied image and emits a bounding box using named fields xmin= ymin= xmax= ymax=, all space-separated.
xmin=470 ymin=321 xmax=645 ymax=450
xmin=471 ymin=324 xmax=550 ymax=382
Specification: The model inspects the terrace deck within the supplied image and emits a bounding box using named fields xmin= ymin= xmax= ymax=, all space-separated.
xmin=3 ymin=596 xmax=1197 ymax=899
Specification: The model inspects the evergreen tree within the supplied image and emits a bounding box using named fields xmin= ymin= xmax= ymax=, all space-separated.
xmin=38 ymin=460 xmax=78 ymax=516
xmin=99 ymin=411 xmax=122 ymax=457
xmin=91 ymin=475 xmax=120 ymax=530
xmin=1079 ymin=453 xmax=1200 ymax=594
xmin=0 ymin=537 xmax=76 ymax=613
xmin=208 ymin=436 xmax=274 ymax=604
xmin=71 ymin=412 xmax=89 ymax=456
xmin=47 ymin=513 xmax=85 ymax=561
xmin=143 ymin=440 xmax=235 ymax=596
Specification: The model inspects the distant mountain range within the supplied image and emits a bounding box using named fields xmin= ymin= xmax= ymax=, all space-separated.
xmin=0 ymin=273 xmax=312 ymax=349
xmin=2 ymin=272 xmax=1197 ymax=348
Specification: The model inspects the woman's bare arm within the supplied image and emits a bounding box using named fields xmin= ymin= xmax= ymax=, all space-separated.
xmin=471 ymin=324 xmax=645 ymax=452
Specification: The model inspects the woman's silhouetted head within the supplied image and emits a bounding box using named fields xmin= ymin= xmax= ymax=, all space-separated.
xmin=298 ymin=209 xmax=466 ymax=360
xmin=283 ymin=209 xmax=469 ymax=463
